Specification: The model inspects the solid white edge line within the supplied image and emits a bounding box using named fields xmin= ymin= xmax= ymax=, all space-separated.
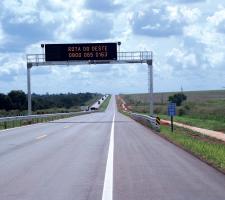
xmin=102 ymin=113 xmax=115 ymax=200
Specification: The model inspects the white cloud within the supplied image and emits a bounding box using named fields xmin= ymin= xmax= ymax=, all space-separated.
xmin=2 ymin=0 xmax=39 ymax=24
xmin=172 ymin=0 xmax=205 ymax=3
xmin=167 ymin=6 xmax=201 ymax=23
xmin=0 ymin=0 xmax=225 ymax=93
xmin=0 ymin=53 xmax=25 ymax=81
xmin=85 ymin=0 xmax=121 ymax=12
xmin=207 ymin=6 xmax=225 ymax=34
xmin=131 ymin=5 xmax=201 ymax=37
xmin=0 ymin=23 xmax=6 ymax=45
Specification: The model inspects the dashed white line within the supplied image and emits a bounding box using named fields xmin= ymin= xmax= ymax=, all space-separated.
xmin=102 ymin=113 xmax=115 ymax=200
xmin=36 ymin=134 xmax=47 ymax=140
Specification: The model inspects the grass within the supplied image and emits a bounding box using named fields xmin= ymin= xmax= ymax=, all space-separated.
xmin=159 ymin=114 xmax=225 ymax=132
xmin=99 ymin=95 xmax=111 ymax=112
xmin=160 ymin=125 xmax=225 ymax=173
xmin=120 ymin=90 xmax=225 ymax=104
xmin=120 ymin=90 xmax=225 ymax=132
xmin=117 ymin=96 xmax=225 ymax=173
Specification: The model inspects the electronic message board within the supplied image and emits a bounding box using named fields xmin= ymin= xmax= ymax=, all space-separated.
xmin=45 ymin=43 xmax=117 ymax=61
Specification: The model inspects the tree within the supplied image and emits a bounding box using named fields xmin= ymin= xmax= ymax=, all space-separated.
xmin=168 ymin=93 xmax=187 ymax=106
xmin=8 ymin=90 xmax=27 ymax=110
xmin=0 ymin=93 xmax=12 ymax=110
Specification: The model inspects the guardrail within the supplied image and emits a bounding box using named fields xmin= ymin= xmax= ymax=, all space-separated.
xmin=0 ymin=111 xmax=96 ymax=130
xmin=124 ymin=111 xmax=160 ymax=131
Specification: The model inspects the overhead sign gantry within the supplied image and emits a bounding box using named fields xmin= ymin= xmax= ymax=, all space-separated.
xmin=45 ymin=43 xmax=118 ymax=61
xmin=26 ymin=42 xmax=154 ymax=116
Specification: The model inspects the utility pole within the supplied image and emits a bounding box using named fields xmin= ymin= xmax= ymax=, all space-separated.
xmin=181 ymin=85 xmax=183 ymax=93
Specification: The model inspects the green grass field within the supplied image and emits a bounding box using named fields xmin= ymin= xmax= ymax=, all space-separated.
xmin=159 ymin=114 xmax=225 ymax=132
xmin=121 ymin=90 xmax=225 ymax=104
xmin=160 ymin=125 xmax=225 ymax=172
xmin=120 ymin=90 xmax=225 ymax=132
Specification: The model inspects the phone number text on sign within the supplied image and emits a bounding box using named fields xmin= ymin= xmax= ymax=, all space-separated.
xmin=68 ymin=45 xmax=108 ymax=59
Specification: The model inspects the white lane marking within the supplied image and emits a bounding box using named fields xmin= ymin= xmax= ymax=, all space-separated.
xmin=36 ymin=134 xmax=47 ymax=140
xmin=64 ymin=125 xmax=70 ymax=129
xmin=102 ymin=113 xmax=115 ymax=200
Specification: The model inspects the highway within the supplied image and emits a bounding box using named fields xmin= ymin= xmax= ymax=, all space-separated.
xmin=0 ymin=97 xmax=225 ymax=200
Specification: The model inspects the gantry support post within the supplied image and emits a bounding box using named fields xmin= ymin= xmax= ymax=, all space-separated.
xmin=147 ymin=59 xmax=154 ymax=116
xmin=27 ymin=63 xmax=32 ymax=115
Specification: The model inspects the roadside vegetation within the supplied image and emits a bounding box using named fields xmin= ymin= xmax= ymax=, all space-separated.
xmin=159 ymin=114 xmax=225 ymax=132
xmin=0 ymin=90 xmax=101 ymax=117
xmin=117 ymin=98 xmax=225 ymax=173
xmin=99 ymin=95 xmax=111 ymax=112
xmin=160 ymin=125 xmax=225 ymax=173
xmin=120 ymin=90 xmax=225 ymax=132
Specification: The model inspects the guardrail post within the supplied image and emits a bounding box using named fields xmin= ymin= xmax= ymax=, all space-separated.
xmin=4 ymin=121 xmax=7 ymax=129
xmin=147 ymin=59 xmax=154 ymax=116
xmin=27 ymin=63 xmax=32 ymax=115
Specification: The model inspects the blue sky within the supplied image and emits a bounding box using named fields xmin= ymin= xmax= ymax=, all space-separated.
xmin=0 ymin=0 xmax=225 ymax=94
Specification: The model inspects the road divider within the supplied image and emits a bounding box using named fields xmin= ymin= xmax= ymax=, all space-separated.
xmin=0 ymin=111 xmax=98 ymax=131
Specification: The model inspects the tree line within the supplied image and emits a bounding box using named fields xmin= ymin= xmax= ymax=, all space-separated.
xmin=0 ymin=90 xmax=100 ymax=111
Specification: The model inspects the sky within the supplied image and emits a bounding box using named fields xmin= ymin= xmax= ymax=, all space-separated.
xmin=0 ymin=0 xmax=225 ymax=94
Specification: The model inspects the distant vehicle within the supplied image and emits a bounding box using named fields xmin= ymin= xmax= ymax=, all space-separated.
xmin=98 ymin=101 xmax=101 ymax=104
xmin=102 ymin=97 xmax=104 ymax=100
xmin=80 ymin=106 xmax=89 ymax=111
xmin=90 ymin=107 xmax=98 ymax=110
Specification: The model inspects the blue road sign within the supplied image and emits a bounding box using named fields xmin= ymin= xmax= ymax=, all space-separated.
xmin=168 ymin=103 xmax=176 ymax=116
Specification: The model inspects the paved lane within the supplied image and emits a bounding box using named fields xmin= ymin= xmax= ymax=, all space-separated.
xmin=114 ymin=111 xmax=225 ymax=200
xmin=0 ymin=99 xmax=115 ymax=200
xmin=0 ymin=96 xmax=225 ymax=200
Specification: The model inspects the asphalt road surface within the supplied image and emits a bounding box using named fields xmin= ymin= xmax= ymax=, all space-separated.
xmin=0 ymin=97 xmax=225 ymax=200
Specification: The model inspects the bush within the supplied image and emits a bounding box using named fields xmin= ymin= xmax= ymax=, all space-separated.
xmin=154 ymin=105 xmax=167 ymax=115
xmin=178 ymin=108 xmax=186 ymax=116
